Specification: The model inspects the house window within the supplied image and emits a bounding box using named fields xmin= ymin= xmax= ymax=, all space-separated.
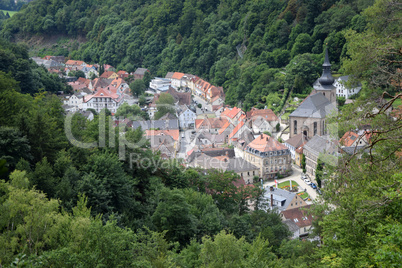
xmin=294 ymin=120 xmax=297 ymax=134
xmin=314 ymin=122 xmax=317 ymax=136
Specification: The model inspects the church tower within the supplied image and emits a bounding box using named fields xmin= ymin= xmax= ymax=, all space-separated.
xmin=312 ymin=48 xmax=337 ymax=104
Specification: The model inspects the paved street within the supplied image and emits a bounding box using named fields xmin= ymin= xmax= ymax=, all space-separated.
xmin=177 ymin=129 xmax=195 ymax=159
xmin=193 ymin=94 xmax=212 ymax=112
xmin=263 ymin=165 xmax=318 ymax=202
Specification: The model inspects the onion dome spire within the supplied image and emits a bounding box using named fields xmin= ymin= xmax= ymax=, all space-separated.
xmin=318 ymin=47 xmax=335 ymax=86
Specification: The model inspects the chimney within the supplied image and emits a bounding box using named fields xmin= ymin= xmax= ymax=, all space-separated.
xmin=271 ymin=193 xmax=274 ymax=208
xmin=266 ymin=137 xmax=269 ymax=141
xmin=225 ymin=151 xmax=228 ymax=156
xmin=260 ymin=134 xmax=263 ymax=139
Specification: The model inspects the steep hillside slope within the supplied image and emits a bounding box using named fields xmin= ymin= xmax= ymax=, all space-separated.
xmin=1 ymin=0 xmax=374 ymax=109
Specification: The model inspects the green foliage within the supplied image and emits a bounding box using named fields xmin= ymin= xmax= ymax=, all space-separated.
xmin=69 ymin=69 xmax=86 ymax=79
xmin=337 ymin=96 xmax=346 ymax=106
xmin=154 ymin=92 xmax=176 ymax=119
xmin=301 ymin=153 xmax=306 ymax=172
xmin=115 ymin=102 xmax=143 ymax=119
xmin=130 ymin=79 xmax=146 ymax=97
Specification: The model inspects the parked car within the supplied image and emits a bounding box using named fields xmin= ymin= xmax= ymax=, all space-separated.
xmin=304 ymin=179 xmax=311 ymax=185
xmin=310 ymin=183 xmax=317 ymax=189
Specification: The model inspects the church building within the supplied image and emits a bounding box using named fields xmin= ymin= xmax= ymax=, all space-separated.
xmin=289 ymin=49 xmax=337 ymax=139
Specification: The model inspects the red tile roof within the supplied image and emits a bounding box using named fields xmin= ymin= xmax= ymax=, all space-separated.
xmin=218 ymin=121 xmax=231 ymax=134
xmin=66 ymin=60 xmax=85 ymax=66
xmin=281 ymin=205 xmax=313 ymax=228
xmin=221 ymin=107 xmax=243 ymax=119
xmin=171 ymin=72 xmax=185 ymax=80
xmin=228 ymin=121 xmax=245 ymax=139
xmin=339 ymin=131 xmax=360 ymax=147
xmin=247 ymin=108 xmax=279 ymax=121
xmin=195 ymin=118 xmax=230 ymax=129
xmin=100 ymin=71 xmax=116 ymax=79
xmin=145 ymin=129 xmax=180 ymax=141
xmin=247 ymin=134 xmax=287 ymax=152
xmin=83 ymin=87 xmax=121 ymax=103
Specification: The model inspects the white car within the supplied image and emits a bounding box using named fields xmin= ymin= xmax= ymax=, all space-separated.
xmin=304 ymin=179 xmax=311 ymax=185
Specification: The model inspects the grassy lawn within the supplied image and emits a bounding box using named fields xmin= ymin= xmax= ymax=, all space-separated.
xmin=297 ymin=192 xmax=309 ymax=199
xmin=278 ymin=180 xmax=299 ymax=188
xmin=1 ymin=10 xmax=18 ymax=17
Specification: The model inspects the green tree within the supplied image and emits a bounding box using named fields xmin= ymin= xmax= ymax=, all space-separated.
xmin=301 ymin=154 xmax=306 ymax=172
xmin=151 ymin=188 xmax=197 ymax=245
xmin=154 ymin=93 xmax=176 ymax=120
xmin=130 ymin=79 xmax=146 ymax=97
xmin=199 ymin=230 xmax=248 ymax=268
xmin=0 ymin=127 xmax=32 ymax=173
xmin=115 ymin=102 xmax=142 ymax=119
xmin=69 ymin=70 xmax=86 ymax=78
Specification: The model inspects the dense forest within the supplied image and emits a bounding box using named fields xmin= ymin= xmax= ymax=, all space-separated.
xmin=0 ymin=0 xmax=401 ymax=266
xmin=1 ymin=0 xmax=376 ymax=111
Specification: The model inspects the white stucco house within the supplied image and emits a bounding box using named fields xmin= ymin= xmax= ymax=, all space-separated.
xmin=334 ymin=76 xmax=361 ymax=99
xmin=178 ymin=105 xmax=196 ymax=129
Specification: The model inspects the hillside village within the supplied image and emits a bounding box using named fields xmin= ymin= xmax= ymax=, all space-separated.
xmin=33 ymin=50 xmax=376 ymax=238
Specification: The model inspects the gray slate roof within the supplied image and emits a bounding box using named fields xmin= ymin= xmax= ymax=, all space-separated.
xmin=134 ymin=68 xmax=149 ymax=75
xmin=264 ymin=187 xmax=296 ymax=211
xmin=132 ymin=119 xmax=179 ymax=130
xmin=289 ymin=93 xmax=336 ymax=118
xmin=285 ymin=133 xmax=308 ymax=148
xmin=342 ymin=146 xmax=369 ymax=155
xmin=303 ymin=135 xmax=339 ymax=157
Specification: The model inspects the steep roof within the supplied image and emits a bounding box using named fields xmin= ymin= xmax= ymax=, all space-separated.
xmin=145 ymin=129 xmax=180 ymax=141
xmin=221 ymin=107 xmax=243 ymax=119
xmin=247 ymin=108 xmax=278 ymax=121
xmin=228 ymin=121 xmax=245 ymax=139
xmin=289 ymin=93 xmax=336 ymax=118
xmin=171 ymin=72 xmax=185 ymax=80
xmin=91 ymin=78 xmax=113 ymax=90
xmin=339 ymin=131 xmax=360 ymax=147
xmin=100 ymin=71 xmax=116 ymax=79
xmin=246 ymin=134 xmax=287 ymax=153
xmin=304 ymin=135 xmax=339 ymax=157
xmin=218 ymin=120 xmax=231 ymax=134
xmin=165 ymin=72 xmax=174 ymax=79
xmin=281 ymin=205 xmax=313 ymax=228
xmin=167 ymin=87 xmax=191 ymax=105
xmin=286 ymin=133 xmax=309 ymax=148
xmin=83 ymin=87 xmax=122 ymax=103
xmin=134 ymin=68 xmax=149 ymax=75
xmin=195 ymin=117 xmax=230 ymax=129
xmin=66 ymin=60 xmax=85 ymax=66
xmin=264 ymin=187 xmax=297 ymax=211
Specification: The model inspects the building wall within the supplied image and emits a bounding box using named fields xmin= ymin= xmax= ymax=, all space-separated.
xmin=179 ymin=110 xmax=196 ymax=128
xmin=84 ymin=97 xmax=122 ymax=113
xmin=304 ymin=149 xmax=318 ymax=178
xmin=238 ymin=169 xmax=259 ymax=184
xmin=289 ymin=116 xmax=326 ymax=140
xmin=295 ymin=151 xmax=302 ymax=167
xmin=243 ymin=150 xmax=291 ymax=179
xmin=286 ymin=195 xmax=307 ymax=210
